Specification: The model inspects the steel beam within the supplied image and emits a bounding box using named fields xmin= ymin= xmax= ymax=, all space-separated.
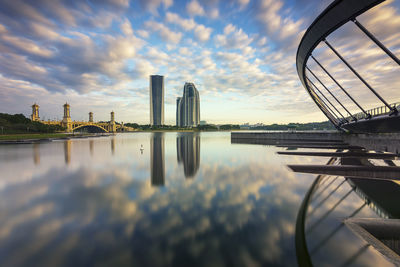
xmin=307 ymin=66 xmax=356 ymax=120
xmin=353 ymin=19 xmax=400 ymax=66
xmin=324 ymin=39 xmax=397 ymax=113
xmin=307 ymin=78 xmax=346 ymax=121
xmin=311 ymin=55 xmax=369 ymax=118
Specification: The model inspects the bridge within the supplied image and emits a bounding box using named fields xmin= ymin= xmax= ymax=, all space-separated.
xmin=30 ymin=103 xmax=134 ymax=133
xmin=297 ymin=0 xmax=400 ymax=133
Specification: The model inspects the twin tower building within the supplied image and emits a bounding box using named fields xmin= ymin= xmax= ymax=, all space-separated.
xmin=150 ymin=75 xmax=200 ymax=127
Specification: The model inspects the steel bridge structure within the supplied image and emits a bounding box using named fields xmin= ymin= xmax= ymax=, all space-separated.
xmin=296 ymin=0 xmax=400 ymax=133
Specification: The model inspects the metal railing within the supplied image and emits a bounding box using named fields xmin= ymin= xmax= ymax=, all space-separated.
xmin=347 ymin=102 xmax=400 ymax=121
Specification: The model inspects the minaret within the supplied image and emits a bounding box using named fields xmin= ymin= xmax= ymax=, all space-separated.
xmin=109 ymin=111 xmax=116 ymax=132
xmin=31 ymin=103 xmax=40 ymax=121
xmin=62 ymin=103 xmax=72 ymax=132
xmin=89 ymin=112 xmax=93 ymax=122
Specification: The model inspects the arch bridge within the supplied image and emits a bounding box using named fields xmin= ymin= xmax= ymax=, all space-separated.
xmin=297 ymin=0 xmax=400 ymax=133
xmin=31 ymin=103 xmax=134 ymax=133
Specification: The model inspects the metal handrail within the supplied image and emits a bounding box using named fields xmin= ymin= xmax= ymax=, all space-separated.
xmin=346 ymin=102 xmax=400 ymax=121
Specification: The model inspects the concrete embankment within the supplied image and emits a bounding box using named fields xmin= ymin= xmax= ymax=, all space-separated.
xmin=231 ymin=131 xmax=400 ymax=154
xmin=0 ymin=133 xmax=113 ymax=145
xmin=231 ymin=131 xmax=343 ymax=142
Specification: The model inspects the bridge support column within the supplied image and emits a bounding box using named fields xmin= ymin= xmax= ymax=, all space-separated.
xmin=62 ymin=103 xmax=72 ymax=132
xmin=89 ymin=112 xmax=93 ymax=122
xmin=109 ymin=111 xmax=116 ymax=133
xmin=31 ymin=103 xmax=40 ymax=121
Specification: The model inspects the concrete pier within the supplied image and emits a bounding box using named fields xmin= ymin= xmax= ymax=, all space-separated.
xmin=231 ymin=131 xmax=400 ymax=154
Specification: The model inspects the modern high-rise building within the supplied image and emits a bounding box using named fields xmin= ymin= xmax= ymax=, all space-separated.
xmin=176 ymin=82 xmax=200 ymax=127
xmin=150 ymin=75 xmax=164 ymax=126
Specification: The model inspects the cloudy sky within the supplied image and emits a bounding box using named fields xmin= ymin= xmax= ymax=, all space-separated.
xmin=0 ymin=0 xmax=399 ymax=124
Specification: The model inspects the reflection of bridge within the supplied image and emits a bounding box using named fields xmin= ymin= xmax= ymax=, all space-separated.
xmin=30 ymin=103 xmax=134 ymax=133
xmin=297 ymin=0 xmax=400 ymax=133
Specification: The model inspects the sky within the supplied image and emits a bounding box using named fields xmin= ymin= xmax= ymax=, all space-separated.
xmin=0 ymin=0 xmax=399 ymax=124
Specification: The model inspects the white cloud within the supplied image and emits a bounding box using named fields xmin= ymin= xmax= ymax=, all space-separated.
xmin=144 ymin=20 xmax=182 ymax=44
xmin=137 ymin=29 xmax=149 ymax=39
xmin=194 ymin=24 xmax=212 ymax=42
xmin=165 ymin=12 xmax=212 ymax=42
xmin=186 ymin=0 xmax=205 ymax=17
xmin=209 ymin=8 xmax=219 ymax=19
xmin=120 ymin=19 xmax=133 ymax=36
xmin=215 ymin=24 xmax=253 ymax=49
xmin=138 ymin=0 xmax=173 ymax=14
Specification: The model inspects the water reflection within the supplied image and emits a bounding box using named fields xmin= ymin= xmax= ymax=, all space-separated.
xmin=64 ymin=140 xmax=71 ymax=165
xmin=177 ymin=133 xmax=200 ymax=178
xmin=0 ymin=133 xmax=395 ymax=266
xmin=33 ymin=143 xmax=40 ymax=165
xmin=89 ymin=139 xmax=94 ymax=156
xmin=150 ymin=132 xmax=165 ymax=186
xmin=111 ymin=137 xmax=115 ymax=155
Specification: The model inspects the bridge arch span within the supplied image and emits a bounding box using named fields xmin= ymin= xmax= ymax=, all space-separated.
xmin=296 ymin=0 xmax=400 ymax=133
xmin=72 ymin=124 xmax=108 ymax=133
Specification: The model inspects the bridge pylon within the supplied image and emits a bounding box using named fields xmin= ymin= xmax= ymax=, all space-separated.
xmin=109 ymin=111 xmax=116 ymax=133
xmin=31 ymin=103 xmax=40 ymax=121
xmin=89 ymin=112 xmax=93 ymax=122
xmin=62 ymin=103 xmax=72 ymax=132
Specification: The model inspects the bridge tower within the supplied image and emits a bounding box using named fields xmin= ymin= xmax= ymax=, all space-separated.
xmin=109 ymin=111 xmax=116 ymax=132
xmin=89 ymin=112 xmax=93 ymax=122
xmin=31 ymin=103 xmax=40 ymax=121
xmin=62 ymin=103 xmax=72 ymax=132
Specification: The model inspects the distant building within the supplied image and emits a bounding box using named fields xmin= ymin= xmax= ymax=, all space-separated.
xmin=176 ymin=82 xmax=200 ymax=127
xmin=200 ymin=120 xmax=207 ymax=125
xmin=31 ymin=103 xmax=40 ymax=121
xmin=150 ymin=75 xmax=164 ymax=126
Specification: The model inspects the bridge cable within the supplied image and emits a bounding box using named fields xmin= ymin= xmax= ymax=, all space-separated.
xmin=306 ymin=66 xmax=354 ymax=121
xmin=306 ymin=78 xmax=346 ymax=122
xmin=324 ymin=39 xmax=397 ymax=114
xmin=310 ymin=55 xmax=369 ymax=118
xmin=353 ymin=19 xmax=400 ymax=66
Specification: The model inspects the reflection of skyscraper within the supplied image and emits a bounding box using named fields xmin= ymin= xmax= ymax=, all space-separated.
xmin=176 ymin=82 xmax=200 ymax=127
xmin=177 ymin=133 xmax=200 ymax=178
xmin=150 ymin=75 xmax=164 ymax=126
xmin=151 ymin=133 xmax=165 ymax=186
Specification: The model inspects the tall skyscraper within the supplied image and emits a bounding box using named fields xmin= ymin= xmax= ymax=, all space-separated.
xmin=176 ymin=82 xmax=200 ymax=127
xmin=150 ymin=75 xmax=164 ymax=126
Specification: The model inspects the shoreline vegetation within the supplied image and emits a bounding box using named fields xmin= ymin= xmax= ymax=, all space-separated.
xmin=0 ymin=113 xmax=335 ymax=142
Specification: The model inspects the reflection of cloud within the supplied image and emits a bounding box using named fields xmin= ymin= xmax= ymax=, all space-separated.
xmin=0 ymin=133 xmax=392 ymax=266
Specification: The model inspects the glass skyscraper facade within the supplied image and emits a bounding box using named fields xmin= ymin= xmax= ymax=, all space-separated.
xmin=176 ymin=82 xmax=200 ymax=127
xmin=150 ymin=75 xmax=164 ymax=126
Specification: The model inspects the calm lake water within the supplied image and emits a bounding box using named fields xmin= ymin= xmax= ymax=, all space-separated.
xmin=0 ymin=132 xmax=394 ymax=266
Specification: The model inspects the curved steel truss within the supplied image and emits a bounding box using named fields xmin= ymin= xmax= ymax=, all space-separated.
xmin=296 ymin=0 xmax=400 ymax=133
